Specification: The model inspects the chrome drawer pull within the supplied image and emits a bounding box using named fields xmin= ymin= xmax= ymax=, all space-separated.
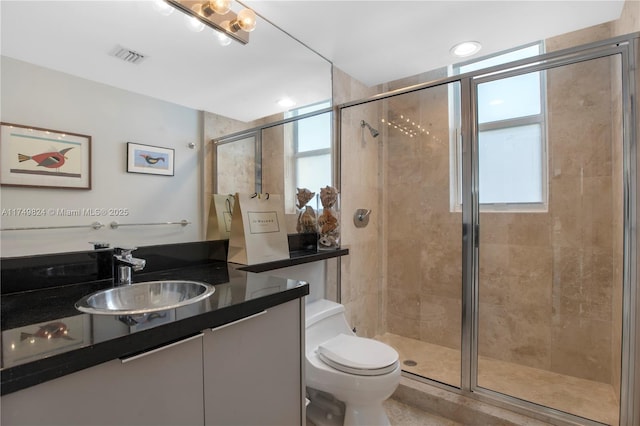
xmin=120 ymin=333 xmax=204 ymax=364
xmin=210 ymin=310 xmax=267 ymax=332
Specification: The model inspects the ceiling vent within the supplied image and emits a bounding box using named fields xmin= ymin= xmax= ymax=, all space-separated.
xmin=109 ymin=45 xmax=146 ymax=65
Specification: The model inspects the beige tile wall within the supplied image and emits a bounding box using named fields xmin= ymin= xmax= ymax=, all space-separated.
xmin=383 ymin=86 xmax=463 ymax=352
xmin=477 ymin=52 xmax=620 ymax=383
xmin=333 ymin=66 xmax=384 ymax=337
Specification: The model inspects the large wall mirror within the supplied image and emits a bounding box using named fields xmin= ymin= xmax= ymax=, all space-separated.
xmin=0 ymin=1 xmax=332 ymax=256
xmin=213 ymin=103 xmax=333 ymax=225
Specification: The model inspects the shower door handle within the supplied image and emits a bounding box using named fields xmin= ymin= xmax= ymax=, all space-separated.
xmin=474 ymin=223 xmax=479 ymax=247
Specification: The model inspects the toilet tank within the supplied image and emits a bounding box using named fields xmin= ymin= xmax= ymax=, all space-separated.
xmin=305 ymin=299 xmax=354 ymax=351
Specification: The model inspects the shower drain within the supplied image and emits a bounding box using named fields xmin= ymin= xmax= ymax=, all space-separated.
xmin=403 ymin=359 xmax=418 ymax=367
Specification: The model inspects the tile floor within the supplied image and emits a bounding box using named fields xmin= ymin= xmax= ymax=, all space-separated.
xmin=308 ymin=398 xmax=459 ymax=426
xmin=383 ymin=398 xmax=461 ymax=425
xmin=376 ymin=333 xmax=619 ymax=425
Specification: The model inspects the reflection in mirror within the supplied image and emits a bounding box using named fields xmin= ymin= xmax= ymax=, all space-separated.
xmin=216 ymin=134 xmax=258 ymax=195
xmin=0 ymin=1 xmax=332 ymax=256
xmin=214 ymin=106 xmax=333 ymax=224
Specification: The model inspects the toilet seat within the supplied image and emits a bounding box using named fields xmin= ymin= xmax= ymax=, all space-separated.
xmin=316 ymin=334 xmax=399 ymax=376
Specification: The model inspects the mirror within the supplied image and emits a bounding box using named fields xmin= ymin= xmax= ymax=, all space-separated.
xmin=216 ymin=134 xmax=258 ymax=195
xmin=213 ymin=107 xmax=333 ymax=235
xmin=0 ymin=1 xmax=332 ymax=257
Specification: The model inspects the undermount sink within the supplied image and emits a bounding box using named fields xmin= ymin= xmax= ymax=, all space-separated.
xmin=75 ymin=280 xmax=215 ymax=315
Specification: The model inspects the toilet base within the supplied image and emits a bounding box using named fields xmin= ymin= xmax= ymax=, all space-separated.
xmin=344 ymin=404 xmax=391 ymax=426
xmin=306 ymin=387 xmax=391 ymax=426
xmin=306 ymin=388 xmax=345 ymax=426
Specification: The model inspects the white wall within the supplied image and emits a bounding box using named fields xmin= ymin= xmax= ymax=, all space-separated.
xmin=259 ymin=262 xmax=327 ymax=302
xmin=0 ymin=57 xmax=202 ymax=257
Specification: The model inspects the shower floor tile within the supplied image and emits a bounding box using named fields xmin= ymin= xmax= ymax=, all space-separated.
xmin=376 ymin=333 xmax=619 ymax=425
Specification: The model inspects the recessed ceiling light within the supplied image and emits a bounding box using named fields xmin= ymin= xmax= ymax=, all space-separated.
xmin=278 ymin=98 xmax=296 ymax=108
xmin=450 ymin=41 xmax=482 ymax=58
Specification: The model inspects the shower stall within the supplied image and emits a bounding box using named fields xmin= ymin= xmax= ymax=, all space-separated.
xmin=337 ymin=35 xmax=638 ymax=425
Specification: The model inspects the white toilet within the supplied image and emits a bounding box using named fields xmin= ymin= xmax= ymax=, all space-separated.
xmin=305 ymin=298 xmax=401 ymax=426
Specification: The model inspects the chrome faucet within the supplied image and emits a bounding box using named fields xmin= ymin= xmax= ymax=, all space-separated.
xmin=113 ymin=247 xmax=146 ymax=285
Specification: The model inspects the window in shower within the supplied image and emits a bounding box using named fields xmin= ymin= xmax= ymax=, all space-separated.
xmin=289 ymin=101 xmax=332 ymax=193
xmin=450 ymin=42 xmax=547 ymax=211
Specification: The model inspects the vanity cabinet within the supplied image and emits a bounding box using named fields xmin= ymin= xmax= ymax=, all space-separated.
xmin=1 ymin=298 xmax=305 ymax=426
xmin=203 ymin=298 xmax=304 ymax=426
xmin=1 ymin=334 xmax=204 ymax=426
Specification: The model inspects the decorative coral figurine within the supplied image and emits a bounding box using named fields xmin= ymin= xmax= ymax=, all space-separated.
xmin=317 ymin=185 xmax=340 ymax=250
xmin=296 ymin=187 xmax=315 ymax=210
xmin=319 ymin=185 xmax=338 ymax=209
xmin=296 ymin=188 xmax=317 ymax=233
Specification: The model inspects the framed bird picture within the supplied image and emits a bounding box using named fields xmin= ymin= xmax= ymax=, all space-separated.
xmin=0 ymin=122 xmax=92 ymax=189
xmin=127 ymin=142 xmax=175 ymax=176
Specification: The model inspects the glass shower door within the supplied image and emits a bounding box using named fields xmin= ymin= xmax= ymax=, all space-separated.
xmin=376 ymin=81 xmax=463 ymax=388
xmin=474 ymin=53 xmax=624 ymax=425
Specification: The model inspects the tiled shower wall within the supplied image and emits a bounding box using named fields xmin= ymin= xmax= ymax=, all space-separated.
xmin=333 ymin=67 xmax=385 ymax=337
xmin=383 ymin=79 xmax=462 ymax=352
xmin=478 ymin=53 xmax=618 ymax=382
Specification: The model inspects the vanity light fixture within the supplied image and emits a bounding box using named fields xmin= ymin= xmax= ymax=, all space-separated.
xmin=165 ymin=0 xmax=258 ymax=45
xmin=450 ymin=41 xmax=482 ymax=58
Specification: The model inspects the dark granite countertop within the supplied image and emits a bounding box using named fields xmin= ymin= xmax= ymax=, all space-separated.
xmin=0 ymin=262 xmax=308 ymax=396
xmin=238 ymin=248 xmax=349 ymax=273
xmin=0 ymin=238 xmax=349 ymax=396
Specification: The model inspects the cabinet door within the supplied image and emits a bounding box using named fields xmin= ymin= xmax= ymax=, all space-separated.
xmin=1 ymin=334 xmax=204 ymax=426
xmin=203 ymin=299 xmax=303 ymax=426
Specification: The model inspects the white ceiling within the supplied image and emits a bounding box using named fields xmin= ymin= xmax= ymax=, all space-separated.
xmin=247 ymin=0 xmax=626 ymax=87
xmin=1 ymin=1 xmax=626 ymax=122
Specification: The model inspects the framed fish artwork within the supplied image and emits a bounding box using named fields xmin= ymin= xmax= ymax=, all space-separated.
xmin=126 ymin=142 xmax=175 ymax=176
xmin=0 ymin=122 xmax=91 ymax=189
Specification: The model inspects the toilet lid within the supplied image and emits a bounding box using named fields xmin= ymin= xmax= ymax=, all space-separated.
xmin=317 ymin=334 xmax=399 ymax=376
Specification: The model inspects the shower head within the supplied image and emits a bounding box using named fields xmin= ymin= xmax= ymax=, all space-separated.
xmin=361 ymin=120 xmax=380 ymax=138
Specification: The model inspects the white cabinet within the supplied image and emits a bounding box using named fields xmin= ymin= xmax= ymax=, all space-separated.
xmin=203 ymin=299 xmax=304 ymax=426
xmin=1 ymin=298 xmax=305 ymax=426
xmin=1 ymin=334 xmax=204 ymax=426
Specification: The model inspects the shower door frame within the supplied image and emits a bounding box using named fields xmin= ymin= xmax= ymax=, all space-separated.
xmin=465 ymin=37 xmax=635 ymax=426
xmin=336 ymin=33 xmax=639 ymax=425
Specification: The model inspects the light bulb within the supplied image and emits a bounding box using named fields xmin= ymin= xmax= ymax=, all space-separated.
xmin=185 ymin=15 xmax=205 ymax=32
xmin=152 ymin=0 xmax=174 ymax=16
xmin=230 ymin=8 xmax=257 ymax=32
xmin=203 ymin=0 xmax=231 ymax=16
xmin=191 ymin=3 xmax=204 ymax=17
xmin=217 ymin=31 xmax=232 ymax=46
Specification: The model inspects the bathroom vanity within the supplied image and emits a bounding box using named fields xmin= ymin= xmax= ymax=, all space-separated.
xmin=0 ymin=240 xmax=347 ymax=425
xmin=2 ymin=297 xmax=302 ymax=425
